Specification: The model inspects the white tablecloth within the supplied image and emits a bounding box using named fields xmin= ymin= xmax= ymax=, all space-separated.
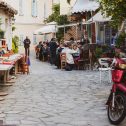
xmin=0 ymin=64 xmax=13 ymax=71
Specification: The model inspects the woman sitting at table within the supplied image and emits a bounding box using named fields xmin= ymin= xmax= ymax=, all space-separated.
xmin=62 ymin=43 xmax=78 ymax=71
xmin=72 ymin=44 xmax=80 ymax=66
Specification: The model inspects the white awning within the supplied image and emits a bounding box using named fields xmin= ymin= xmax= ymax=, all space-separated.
xmin=72 ymin=0 xmax=99 ymax=13
xmin=88 ymin=11 xmax=111 ymax=22
xmin=57 ymin=22 xmax=89 ymax=28
xmin=34 ymin=22 xmax=57 ymax=35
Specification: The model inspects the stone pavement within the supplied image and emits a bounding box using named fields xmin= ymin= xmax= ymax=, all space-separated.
xmin=0 ymin=47 xmax=125 ymax=126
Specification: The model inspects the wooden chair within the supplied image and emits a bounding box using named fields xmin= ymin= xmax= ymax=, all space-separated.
xmin=77 ymin=59 xmax=85 ymax=70
xmin=60 ymin=53 xmax=66 ymax=69
xmin=18 ymin=56 xmax=29 ymax=74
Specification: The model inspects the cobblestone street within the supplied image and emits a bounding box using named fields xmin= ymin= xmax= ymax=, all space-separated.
xmin=0 ymin=48 xmax=125 ymax=126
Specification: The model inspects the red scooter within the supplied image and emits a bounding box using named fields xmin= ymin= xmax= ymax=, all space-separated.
xmin=106 ymin=58 xmax=126 ymax=125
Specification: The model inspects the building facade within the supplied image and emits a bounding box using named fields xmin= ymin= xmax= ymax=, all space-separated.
xmin=60 ymin=0 xmax=76 ymax=15
xmin=0 ymin=1 xmax=17 ymax=50
xmin=5 ymin=0 xmax=59 ymax=45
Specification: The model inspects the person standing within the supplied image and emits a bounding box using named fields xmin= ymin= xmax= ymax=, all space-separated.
xmin=23 ymin=36 xmax=31 ymax=56
xmin=49 ymin=38 xmax=58 ymax=65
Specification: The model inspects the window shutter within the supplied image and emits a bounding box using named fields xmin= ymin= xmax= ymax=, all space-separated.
xmin=32 ymin=0 xmax=38 ymax=17
xmin=44 ymin=2 xmax=46 ymax=19
xmin=19 ymin=0 xmax=24 ymax=16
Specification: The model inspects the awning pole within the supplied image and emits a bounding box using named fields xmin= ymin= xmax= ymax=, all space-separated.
xmin=76 ymin=24 xmax=78 ymax=41
xmin=64 ymin=24 xmax=65 ymax=40
xmin=104 ymin=24 xmax=106 ymax=44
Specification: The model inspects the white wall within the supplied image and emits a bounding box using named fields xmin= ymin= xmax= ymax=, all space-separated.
xmin=5 ymin=0 xmax=59 ymax=45
xmin=0 ymin=10 xmax=12 ymax=50
xmin=60 ymin=0 xmax=76 ymax=15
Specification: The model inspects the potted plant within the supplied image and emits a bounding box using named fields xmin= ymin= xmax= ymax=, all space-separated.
xmin=0 ymin=29 xmax=4 ymax=39
xmin=116 ymin=32 xmax=126 ymax=47
xmin=0 ymin=18 xmax=4 ymax=39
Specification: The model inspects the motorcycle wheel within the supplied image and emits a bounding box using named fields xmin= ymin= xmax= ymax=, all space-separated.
xmin=107 ymin=93 xmax=126 ymax=125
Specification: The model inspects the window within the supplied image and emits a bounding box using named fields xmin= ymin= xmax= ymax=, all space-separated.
xmin=33 ymin=35 xmax=37 ymax=44
xmin=19 ymin=0 xmax=24 ymax=16
xmin=32 ymin=0 xmax=38 ymax=17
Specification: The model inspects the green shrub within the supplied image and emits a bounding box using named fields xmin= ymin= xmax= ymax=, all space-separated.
xmin=12 ymin=36 xmax=19 ymax=53
xmin=0 ymin=29 xmax=4 ymax=39
xmin=95 ymin=46 xmax=103 ymax=58
xmin=116 ymin=32 xmax=126 ymax=47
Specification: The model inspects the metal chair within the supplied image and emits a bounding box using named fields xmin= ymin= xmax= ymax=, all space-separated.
xmin=98 ymin=58 xmax=112 ymax=83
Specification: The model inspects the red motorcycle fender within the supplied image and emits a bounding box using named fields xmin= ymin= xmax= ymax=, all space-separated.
xmin=117 ymin=84 xmax=126 ymax=92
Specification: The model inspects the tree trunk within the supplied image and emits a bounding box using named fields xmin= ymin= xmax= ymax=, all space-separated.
xmin=118 ymin=20 xmax=126 ymax=36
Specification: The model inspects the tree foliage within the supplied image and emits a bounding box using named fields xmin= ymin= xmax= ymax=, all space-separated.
xmin=45 ymin=4 xmax=70 ymax=41
xmin=99 ymin=0 xmax=126 ymax=28
xmin=67 ymin=0 xmax=71 ymax=4
xmin=12 ymin=35 xmax=19 ymax=53
xmin=46 ymin=4 xmax=60 ymax=23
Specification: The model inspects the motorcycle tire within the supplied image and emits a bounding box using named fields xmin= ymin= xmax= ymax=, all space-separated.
xmin=107 ymin=93 xmax=126 ymax=125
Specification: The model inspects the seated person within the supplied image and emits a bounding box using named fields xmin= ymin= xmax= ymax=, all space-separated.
xmin=35 ymin=41 xmax=42 ymax=58
xmin=62 ymin=43 xmax=78 ymax=71
xmin=42 ymin=44 xmax=49 ymax=61
xmin=72 ymin=44 xmax=80 ymax=59
xmin=56 ymin=42 xmax=65 ymax=68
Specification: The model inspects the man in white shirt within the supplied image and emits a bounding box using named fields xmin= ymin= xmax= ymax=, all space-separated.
xmin=62 ymin=43 xmax=78 ymax=71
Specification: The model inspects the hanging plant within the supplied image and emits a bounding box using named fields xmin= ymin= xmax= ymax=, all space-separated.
xmin=0 ymin=18 xmax=4 ymax=39
xmin=0 ymin=29 xmax=4 ymax=39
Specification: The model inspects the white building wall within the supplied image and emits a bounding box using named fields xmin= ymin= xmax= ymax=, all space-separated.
xmin=5 ymin=0 xmax=59 ymax=45
xmin=60 ymin=0 xmax=76 ymax=15
xmin=0 ymin=10 xmax=12 ymax=50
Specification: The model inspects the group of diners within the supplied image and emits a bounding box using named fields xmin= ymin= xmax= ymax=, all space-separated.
xmin=35 ymin=38 xmax=89 ymax=71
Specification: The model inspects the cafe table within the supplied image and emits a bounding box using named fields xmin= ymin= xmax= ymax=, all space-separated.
xmin=0 ymin=64 xmax=13 ymax=83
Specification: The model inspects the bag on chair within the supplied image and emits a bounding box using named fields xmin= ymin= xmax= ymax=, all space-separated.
xmin=26 ymin=57 xmax=31 ymax=66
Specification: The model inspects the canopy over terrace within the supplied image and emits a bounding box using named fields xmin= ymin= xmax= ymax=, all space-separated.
xmin=72 ymin=0 xmax=99 ymax=13
xmin=34 ymin=22 xmax=57 ymax=35
xmin=57 ymin=22 xmax=89 ymax=41
xmin=88 ymin=11 xmax=111 ymax=23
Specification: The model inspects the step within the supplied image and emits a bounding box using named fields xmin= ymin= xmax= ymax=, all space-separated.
xmin=0 ymin=125 xmax=16 ymax=126
xmin=0 ymin=120 xmax=3 ymax=124
xmin=0 ymin=92 xmax=8 ymax=96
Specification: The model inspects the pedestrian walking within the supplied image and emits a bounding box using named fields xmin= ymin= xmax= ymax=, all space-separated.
xmin=23 ymin=36 xmax=31 ymax=56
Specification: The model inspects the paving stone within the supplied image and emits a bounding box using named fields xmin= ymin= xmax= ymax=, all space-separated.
xmin=0 ymin=48 xmax=125 ymax=126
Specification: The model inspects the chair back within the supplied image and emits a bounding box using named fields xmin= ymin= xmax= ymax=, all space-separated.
xmin=98 ymin=58 xmax=110 ymax=68
xmin=60 ymin=53 xmax=66 ymax=69
xmin=60 ymin=53 xmax=66 ymax=62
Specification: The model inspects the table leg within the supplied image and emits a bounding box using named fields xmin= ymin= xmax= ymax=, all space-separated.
xmin=3 ymin=71 xmax=7 ymax=83
xmin=14 ymin=62 xmax=18 ymax=75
